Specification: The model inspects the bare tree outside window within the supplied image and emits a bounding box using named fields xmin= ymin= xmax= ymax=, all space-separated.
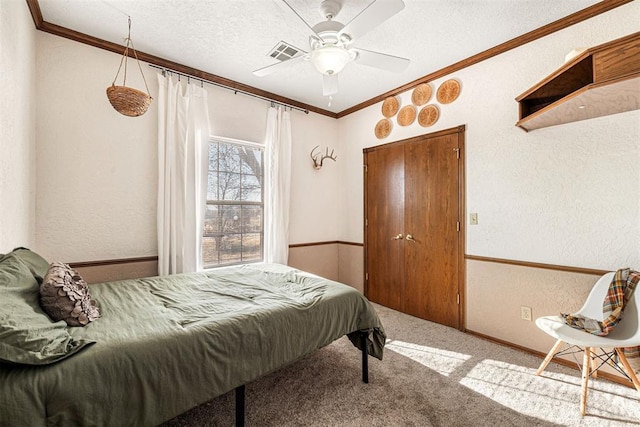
xmin=202 ymin=139 xmax=264 ymax=267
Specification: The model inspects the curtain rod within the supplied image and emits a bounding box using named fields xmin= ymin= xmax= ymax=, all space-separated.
xmin=149 ymin=64 xmax=309 ymax=114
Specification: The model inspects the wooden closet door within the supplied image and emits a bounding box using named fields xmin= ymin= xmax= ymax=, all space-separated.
xmin=403 ymin=133 xmax=460 ymax=328
xmin=364 ymin=126 xmax=465 ymax=329
xmin=364 ymin=143 xmax=405 ymax=312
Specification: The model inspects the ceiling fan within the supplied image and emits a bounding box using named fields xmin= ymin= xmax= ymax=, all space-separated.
xmin=253 ymin=0 xmax=410 ymax=96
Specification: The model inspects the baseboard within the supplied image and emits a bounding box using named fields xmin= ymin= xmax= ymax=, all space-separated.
xmin=465 ymin=329 xmax=635 ymax=389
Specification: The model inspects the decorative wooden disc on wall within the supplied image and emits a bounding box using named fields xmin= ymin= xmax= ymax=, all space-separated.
xmin=381 ymin=96 xmax=400 ymax=118
xmin=411 ymin=83 xmax=432 ymax=106
xmin=436 ymin=79 xmax=461 ymax=104
xmin=375 ymin=118 xmax=392 ymax=139
xmin=418 ymin=104 xmax=440 ymax=127
xmin=397 ymin=105 xmax=416 ymax=126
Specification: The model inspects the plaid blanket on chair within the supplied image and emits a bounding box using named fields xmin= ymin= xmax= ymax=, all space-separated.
xmin=562 ymin=268 xmax=640 ymax=373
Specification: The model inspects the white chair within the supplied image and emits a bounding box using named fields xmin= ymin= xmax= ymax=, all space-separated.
xmin=535 ymin=272 xmax=640 ymax=416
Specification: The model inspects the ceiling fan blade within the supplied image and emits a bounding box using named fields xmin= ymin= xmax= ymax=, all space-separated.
xmin=352 ymin=48 xmax=410 ymax=73
xmin=253 ymin=54 xmax=306 ymax=77
xmin=274 ymin=0 xmax=320 ymax=38
xmin=338 ymin=0 xmax=405 ymax=41
xmin=323 ymin=73 xmax=339 ymax=96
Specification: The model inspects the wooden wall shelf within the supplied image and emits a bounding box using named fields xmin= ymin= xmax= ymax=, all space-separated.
xmin=516 ymin=32 xmax=640 ymax=132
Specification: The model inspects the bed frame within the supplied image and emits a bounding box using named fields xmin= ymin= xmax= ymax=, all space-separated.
xmin=233 ymin=330 xmax=369 ymax=427
xmin=0 ymin=261 xmax=385 ymax=426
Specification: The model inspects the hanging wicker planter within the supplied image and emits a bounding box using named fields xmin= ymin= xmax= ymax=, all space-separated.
xmin=106 ymin=17 xmax=152 ymax=117
xmin=106 ymin=86 xmax=151 ymax=117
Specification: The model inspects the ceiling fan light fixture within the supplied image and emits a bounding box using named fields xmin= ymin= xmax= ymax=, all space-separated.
xmin=310 ymin=45 xmax=351 ymax=75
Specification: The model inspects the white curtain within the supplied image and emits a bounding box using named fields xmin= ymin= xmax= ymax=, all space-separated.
xmin=157 ymin=74 xmax=211 ymax=275
xmin=264 ymin=106 xmax=292 ymax=264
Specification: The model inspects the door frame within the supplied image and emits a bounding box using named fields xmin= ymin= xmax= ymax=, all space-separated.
xmin=363 ymin=125 xmax=466 ymax=331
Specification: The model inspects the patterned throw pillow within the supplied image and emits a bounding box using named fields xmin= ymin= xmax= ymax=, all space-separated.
xmin=40 ymin=262 xmax=100 ymax=326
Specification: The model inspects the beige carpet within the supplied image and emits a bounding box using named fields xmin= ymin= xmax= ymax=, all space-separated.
xmin=163 ymin=304 xmax=640 ymax=426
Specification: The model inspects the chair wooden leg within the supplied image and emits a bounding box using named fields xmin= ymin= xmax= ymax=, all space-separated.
xmin=536 ymin=339 xmax=564 ymax=376
xmin=615 ymin=349 xmax=640 ymax=392
xmin=580 ymin=347 xmax=591 ymax=416
xmin=591 ymin=353 xmax=599 ymax=379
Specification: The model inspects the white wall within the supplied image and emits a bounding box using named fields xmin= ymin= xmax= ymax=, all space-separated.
xmin=35 ymin=32 xmax=339 ymax=263
xmin=0 ymin=0 xmax=37 ymax=252
xmin=36 ymin=33 xmax=157 ymax=262
xmin=337 ymin=2 xmax=640 ymax=271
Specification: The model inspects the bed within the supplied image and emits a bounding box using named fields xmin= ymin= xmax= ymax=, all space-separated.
xmin=0 ymin=249 xmax=385 ymax=426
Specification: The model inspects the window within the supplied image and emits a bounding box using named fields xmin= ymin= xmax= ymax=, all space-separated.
xmin=202 ymin=137 xmax=264 ymax=268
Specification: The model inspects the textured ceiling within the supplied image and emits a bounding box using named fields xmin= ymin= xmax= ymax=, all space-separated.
xmin=38 ymin=0 xmax=602 ymax=113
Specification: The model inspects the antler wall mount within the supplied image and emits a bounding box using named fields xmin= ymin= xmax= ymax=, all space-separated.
xmin=310 ymin=145 xmax=337 ymax=169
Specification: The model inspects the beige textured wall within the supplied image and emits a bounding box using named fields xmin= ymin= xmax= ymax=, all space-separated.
xmin=74 ymin=260 xmax=159 ymax=285
xmin=338 ymin=244 xmax=364 ymax=292
xmin=466 ymin=259 xmax=601 ymax=350
xmin=465 ymin=259 xmax=630 ymax=378
xmin=288 ymin=244 xmax=339 ymax=282
xmin=287 ymin=242 xmax=364 ymax=290
xmin=0 ymin=0 xmax=37 ymax=252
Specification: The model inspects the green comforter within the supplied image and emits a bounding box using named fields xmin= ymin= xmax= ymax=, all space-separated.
xmin=0 ymin=263 xmax=385 ymax=426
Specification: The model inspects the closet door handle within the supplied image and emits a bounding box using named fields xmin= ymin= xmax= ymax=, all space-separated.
xmin=405 ymin=234 xmax=416 ymax=242
xmin=391 ymin=234 xmax=404 ymax=240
